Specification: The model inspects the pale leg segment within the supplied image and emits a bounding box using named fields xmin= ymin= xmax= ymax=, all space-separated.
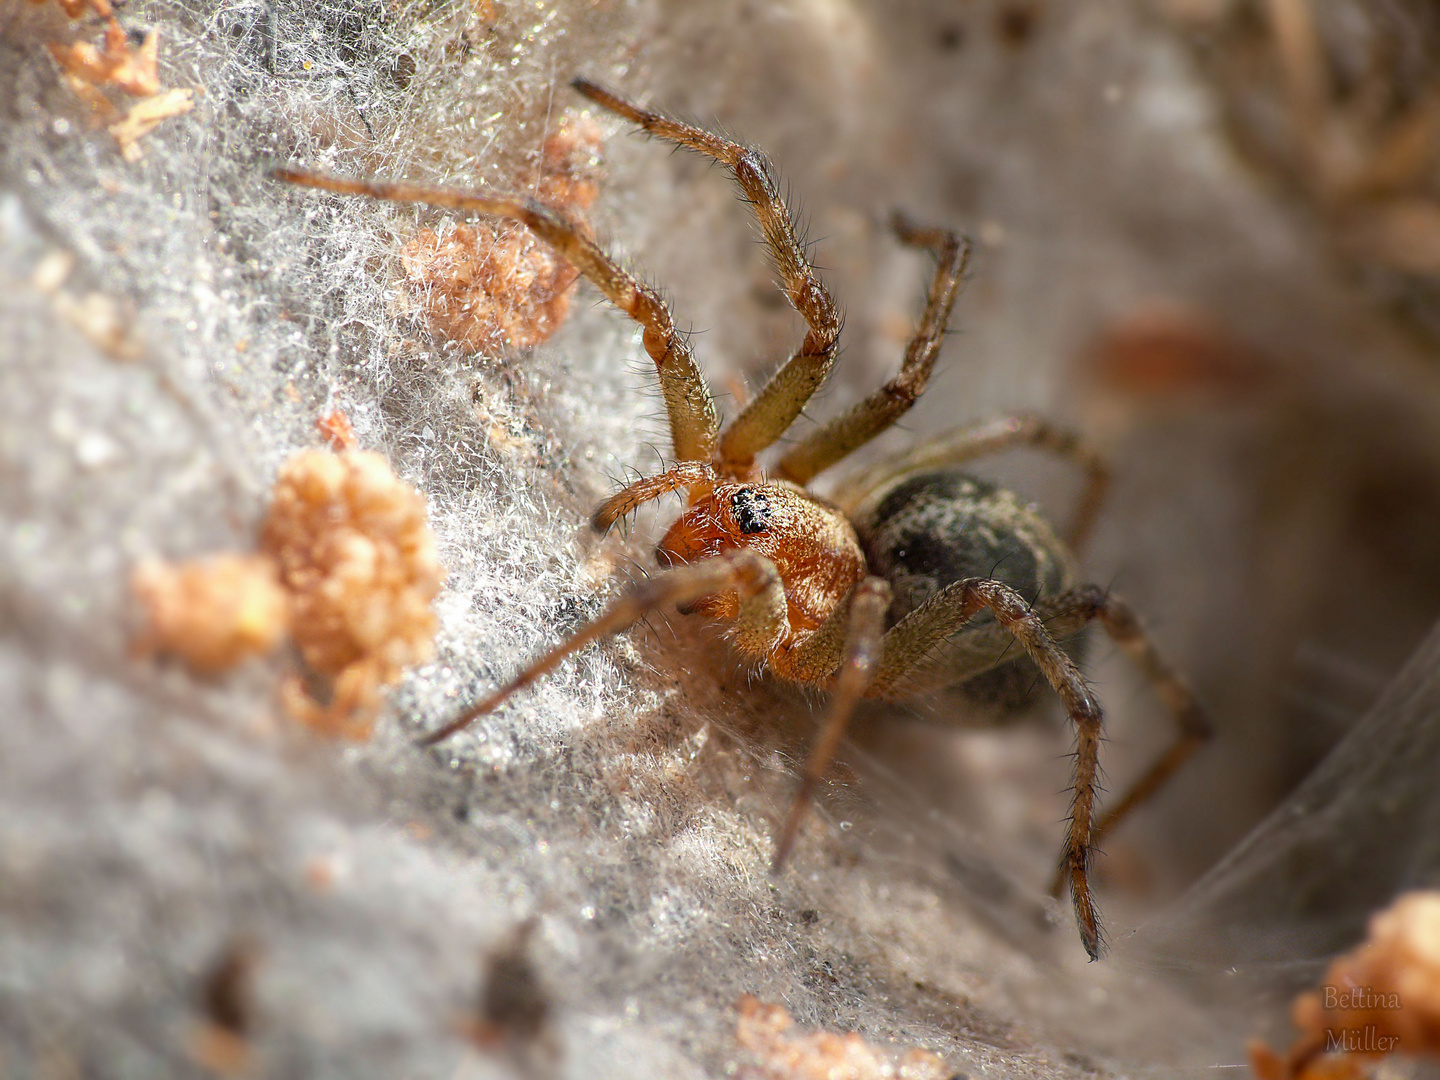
xmin=590 ymin=462 xmax=717 ymax=533
xmin=833 ymin=414 xmax=1111 ymax=554
xmin=1029 ymin=586 xmax=1212 ymax=895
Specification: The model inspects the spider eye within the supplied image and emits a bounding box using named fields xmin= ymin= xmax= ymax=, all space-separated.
xmin=731 ymin=488 xmax=772 ymax=534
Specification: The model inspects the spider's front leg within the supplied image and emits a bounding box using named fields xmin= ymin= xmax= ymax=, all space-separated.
xmin=271 ymin=166 xmax=719 ymax=464
xmin=572 ymin=78 xmax=842 ymax=472
xmin=775 ymin=214 xmax=971 ymax=486
xmin=868 ymin=578 xmax=1108 ymax=960
xmin=417 ymin=551 xmax=789 ymax=746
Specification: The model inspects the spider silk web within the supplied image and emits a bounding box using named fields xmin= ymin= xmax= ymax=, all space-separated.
xmin=1138 ymin=618 xmax=1440 ymax=994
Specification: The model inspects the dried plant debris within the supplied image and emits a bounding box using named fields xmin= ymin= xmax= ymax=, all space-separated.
xmin=133 ymin=444 xmax=443 ymax=739
xmin=131 ymin=554 xmax=290 ymax=675
xmin=187 ymin=936 xmax=262 ymax=1075
xmin=459 ymin=917 xmax=561 ymax=1078
xmin=533 ymin=114 xmax=606 ymax=212
xmin=106 ymin=87 xmax=197 ymax=163
xmin=35 ymin=0 xmax=195 ymax=160
xmin=398 ymin=115 xmax=604 ymax=351
xmin=734 ymin=995 xmax=958 ymax=1080
xmin=1249 ymin=891 xmax=1440 ymax=1080
xmin=262 ymin=448 xmax=443 ymax=739
xmin=29 ymin=0 xmax=110 ymax=18
xmin=1172 ymin=0 xmax=1440 ymax=329
xmin=315 ymin=408 xmax=359 ymax=451
xmin=42 ymin=0 xmax=160 ymax=97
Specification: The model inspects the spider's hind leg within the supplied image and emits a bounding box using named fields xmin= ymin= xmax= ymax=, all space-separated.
xmin=1030 ymin=586 xmax=1212 ymax=893
xmin=866 ymin=577 xmax=1107 ymax=959
xmin=768 ymin=577 xmax=892 ymax=871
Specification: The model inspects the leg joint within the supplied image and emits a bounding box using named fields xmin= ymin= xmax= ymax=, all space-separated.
xmin=732 ymin=150 xmax=773 ymax=197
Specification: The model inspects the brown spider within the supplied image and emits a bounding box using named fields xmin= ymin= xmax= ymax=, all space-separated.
xmin=275 ymin=77 xmax=1211 ymax=960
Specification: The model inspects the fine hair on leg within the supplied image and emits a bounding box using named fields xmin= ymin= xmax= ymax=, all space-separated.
xmin=776 ymin=213 xmax=970 ymax=486
xmin=571 ymin=78 xmax=843 ymax=474
xmin=416 ymin=551 xmax=787 ymax=747
xmin=869 ymin=576 xmax=1108 ymax=959
xmin=272 ymin=166 xmax=720 ymax=464
xmin=1027 ymin=585 xmax=1212 ymax=895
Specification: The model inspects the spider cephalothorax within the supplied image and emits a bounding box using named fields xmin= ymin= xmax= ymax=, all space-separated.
xmin=655 ymin=477 xmax=866 ymax=649
xmin=276 ymin=78 xmax=1210 ymax=960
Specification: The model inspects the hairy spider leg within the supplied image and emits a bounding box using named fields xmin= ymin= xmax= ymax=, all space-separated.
xmin=1017 ymin=586 xmax=1212 ymax=895
xmin=572 ymin=77 xmax=842 ymax=475
xmin=770 ymin=577 xmax=891 ymax=870
xmin=859 ymin=578 xmax=1212 ymax=905
xmin=271 ymin=167 xmax=720 ymax=464
xmin=775 ymin=213 xmax=970 ymax=486
xmin=865 ymin=577 xmax=1108 ymax=960
xmin=416 ymin=550 xmax=788 ymax=747
xmin=589 ymin=462 xmax=718 ymax=533
xmin=833 ymin=415 xmax=1112 ymax=552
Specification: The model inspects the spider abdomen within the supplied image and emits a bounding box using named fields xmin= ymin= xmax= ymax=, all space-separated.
xmin=852 ymin=468 xmax=1080 ymax=708
xmin=854 ymin=469 xmax=1074 ymax=620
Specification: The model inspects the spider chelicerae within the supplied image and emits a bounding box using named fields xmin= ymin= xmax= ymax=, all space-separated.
xmin=276 ymin=77 xmax=1211 ymax=960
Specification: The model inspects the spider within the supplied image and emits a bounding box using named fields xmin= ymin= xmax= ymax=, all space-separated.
xmin=275 ymin=77 xmax=1211 ymax=960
